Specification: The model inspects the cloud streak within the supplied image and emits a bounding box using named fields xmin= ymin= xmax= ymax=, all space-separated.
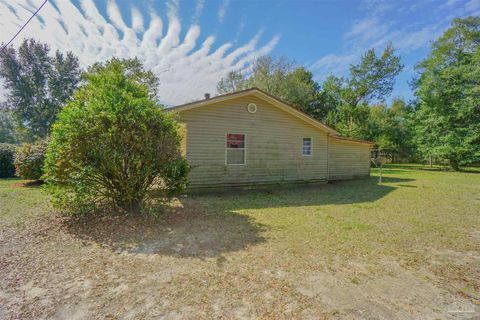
xmin=310 ymin=0 xmax=480 ymax=81
xmin=218 ymin=0 xmax=230 ymax=23
xmin=0 ymin=0 xmax=278 ymax=105
xmin=193 ymin=0 xmax=204 ymax=22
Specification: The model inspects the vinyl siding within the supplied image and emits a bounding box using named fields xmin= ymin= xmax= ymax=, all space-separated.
xmin=176 ymin=95 xmax=329 ymax=187
xmin=328 ymin=138 xmax=371 ymax=180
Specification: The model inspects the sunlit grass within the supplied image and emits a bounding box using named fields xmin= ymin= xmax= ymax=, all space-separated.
xmin=1 ymin=164 xmax=479 ymax=317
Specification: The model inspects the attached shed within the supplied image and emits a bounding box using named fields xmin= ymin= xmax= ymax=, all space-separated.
xmin=328 ymin=136 xmax=373 ymax=180
xmin=169 ymin=88 xmax=373 ymax=189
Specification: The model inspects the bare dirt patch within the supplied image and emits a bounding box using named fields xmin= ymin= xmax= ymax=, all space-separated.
xmin=10 ymin=180 xmax=43 ymax=188
xmin=1 ymin=209 xmax=479 ymax=319
xmin=1 ymin=168 xmax=480 ymax=319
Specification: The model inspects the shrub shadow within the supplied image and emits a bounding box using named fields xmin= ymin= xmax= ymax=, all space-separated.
xmin=384 ymin=164 xmax=480 ymax=174
xmin=64 ymin=203 xmax=267 ymax=258
xmin=7 ymin=178 xmax=43 ymax=188
xmin=194 ymin=175 xmax=415 ymax=210
xmin=64 ymin=175 xmax=414 ymax=258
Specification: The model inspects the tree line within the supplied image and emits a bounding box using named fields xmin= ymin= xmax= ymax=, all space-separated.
xmin=217 ymin=17 xmax=480 ymax=169
xmin=1 ymin=16 xmax=479 ymax=170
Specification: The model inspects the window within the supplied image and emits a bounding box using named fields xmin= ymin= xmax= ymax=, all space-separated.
xmin=226 ymin=133 xmax=246 ymax=165
xmin=247 ymin=103 xmax=257 ymax=113
xmin=302 ymin=137 xmax=312 ymax=156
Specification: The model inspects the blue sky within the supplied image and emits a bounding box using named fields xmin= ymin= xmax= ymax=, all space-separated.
xmin=1 ymin=0 xmax=479 ymax=105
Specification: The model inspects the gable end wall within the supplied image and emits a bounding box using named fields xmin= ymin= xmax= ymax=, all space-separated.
xmin=328 ymin=139 xmax=371 ymax=180
xmin=177 ymin=95 xmax=329 ymax=187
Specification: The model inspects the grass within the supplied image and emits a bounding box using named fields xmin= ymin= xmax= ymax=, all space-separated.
xmin=0 ymin=178 xmax=50 ymax=226
xmin=1 ymin=164 xmax=479 ymax=319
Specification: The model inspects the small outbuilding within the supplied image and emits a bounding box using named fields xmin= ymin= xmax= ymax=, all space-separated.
xmin=169 ymin=88 xmax=373 ymax=189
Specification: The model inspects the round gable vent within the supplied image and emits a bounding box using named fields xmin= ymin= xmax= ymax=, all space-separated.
xmin=247 ymin=103 xmax=257 ymax=114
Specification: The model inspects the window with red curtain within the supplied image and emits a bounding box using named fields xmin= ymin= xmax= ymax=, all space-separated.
xmin=226 ymin=134 xmax=245 ymax=164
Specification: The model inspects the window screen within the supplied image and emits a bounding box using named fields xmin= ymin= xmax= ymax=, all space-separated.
xmin=302 ymin=137 xmax=312 ymax=155
xmin=226 ymin=134 xmax=245 ymax=164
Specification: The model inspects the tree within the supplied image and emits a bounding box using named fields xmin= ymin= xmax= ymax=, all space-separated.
xmin=413 ymin=17 xmax=480 ymax=170
xmin=14 ymin=140 xmax=47 ymax=181
xmin=0 ymin=105 xmax=17 ymax=144
xmin=366 ymin=98 xmax=414 ymax=162
xmin=320 ymin=44 xmax=403 ymax=139
xmin=0 ymin=39 xmax=81 ymax=140
xmin=88 ymin=57 xmax=159 ymax=100
xmin=216 ymin=56 xmax=320 ymax=113
xmin=217 ymin=70 xmax=247 ymax=94
xmin=0 ymin=143 xmax=16 ymax=178
xmin=283 ymin=67 xmax=321 ymax=114
xmin=348 ymin=43 xmax=403 ymax=107
xmin=44 ymin=58 xmax=189 ymax=215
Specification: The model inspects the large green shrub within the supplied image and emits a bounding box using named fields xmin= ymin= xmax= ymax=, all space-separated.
xmin=15 ymin=140 xmax=47 ymax=180
xmin=0 ymin=143 xmax=16 ymax=177
xmin=44 ymin=58 xmax=189 ymax=215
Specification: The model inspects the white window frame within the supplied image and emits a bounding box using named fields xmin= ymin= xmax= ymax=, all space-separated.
xmin=225 ymin=133 xmax=246 ymax=165
xmin=302 ymin=137 xmax=313 ymax=156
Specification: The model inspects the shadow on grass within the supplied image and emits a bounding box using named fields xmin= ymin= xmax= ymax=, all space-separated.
xmin=383 ymin=164 xmax=480 ymax=174
xmin=64 ymin=204 xmax=267 ymax=258
xmin=63 ymin=175 xmax=414 ymax=258
xmin=197 ymin=175 xmax=415 ymax=210
xmin=13 ymin=180 xmax=43 ymax=188
xmin=0 ymin=177 xmax=43 ymax=188
xmin=372 ymin=168 xmax=408 ymax=175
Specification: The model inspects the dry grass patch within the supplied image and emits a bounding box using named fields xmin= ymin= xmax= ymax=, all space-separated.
xmin=0 ymin=165 xmax=479 ymax=319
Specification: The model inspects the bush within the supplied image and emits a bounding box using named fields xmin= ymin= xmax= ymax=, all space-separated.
xmin=0 ymin=143 xmax=16 ymax=178
xmin=14 ymin=140 xmax=47 ymax=180
xmin=44 ymin=58 xmax=189 ymax=215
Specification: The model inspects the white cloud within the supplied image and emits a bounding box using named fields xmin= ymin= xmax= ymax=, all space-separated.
xmin=443 ymin=0 xmax=461 ymax=7
xmin=394 ymin=24 xmax=442 ymax=51
xmin=234 ymin=16 xmax=246 ymax=42
xmin=360 ymin=0 xmax=396 ymax=16
xmin=310 ymin=54 xmax=357 ymax=80
xmin=344 ymin=17 xmax=390 ymax=47
xmin=0 ymin=0 xmax=278 ymax=105
xmin=193 ymin=0 xmax=204 ymax=22
xmin=131 ymin=6 xmax=144 ymax=33
xmin=218 ymin=0 xmax=230 ymax=23
xmin=312 ymin=0 xmax=480 ymax=82
xmin=466 ymin=0 xmax=480 ymax=13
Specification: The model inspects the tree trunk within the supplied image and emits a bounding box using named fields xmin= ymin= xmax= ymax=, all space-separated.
xmin=449 ymin=159 xmax=460 ymax=171
xmin=429 ymin=156 xmax=432 ymax=168
xmin=115 ymin=196 xmax=143 ymax=214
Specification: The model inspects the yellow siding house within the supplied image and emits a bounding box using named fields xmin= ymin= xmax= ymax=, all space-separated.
xmin=169 ymin=88 xmax=373 ymax=189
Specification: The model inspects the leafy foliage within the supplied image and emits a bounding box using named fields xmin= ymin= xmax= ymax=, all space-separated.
xmin=216 ymin=70 xmax=247 ymax=94
xmin=413 ymin=17 xmax=480 ymax=169
xmin=0 ymin=143 xmax=16 ymax=178
xmin=320 ymin=43 xmax=403 ymax=138
xmin=364 ymin=99 xmax=415 ymax=161
xmin=44 ymin=58 xmax=189 ymax=215
xmin=0 ymin=39 xmax=81 ymax=141
xmin=217 ymin=56 xmax=320 ymax=113
xmin=216 ymin=48 xmax=402 ymax=142
xmin=0 ymin=106 xmax=18 ymax=144
xmin=88 ymin=57 xmax=159 ymax=100
xmin=216 ymin=50 xmax=408 ymax=160
xmin=14 ymin=140 xmax=47 ymax=180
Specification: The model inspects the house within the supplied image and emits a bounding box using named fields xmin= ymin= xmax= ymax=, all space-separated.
xmin=169 ymin=88 xmax=374 ymax=189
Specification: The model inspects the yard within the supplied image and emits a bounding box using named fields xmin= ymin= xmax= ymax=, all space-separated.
xmin=1 ymin=165 xmax=479 ymax=319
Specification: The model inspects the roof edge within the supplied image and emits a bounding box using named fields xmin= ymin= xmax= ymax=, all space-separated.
xmin=168 ymin=87 xmax=259 ymax=111
xmin=331 ymin=135 xmax=375 ymax=146
xmin=168 ymin=87 xmax=339 ymax=135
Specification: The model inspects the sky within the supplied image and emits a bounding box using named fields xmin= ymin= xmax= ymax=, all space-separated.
xmin=0 ymin=0 xmax=479 ymax=106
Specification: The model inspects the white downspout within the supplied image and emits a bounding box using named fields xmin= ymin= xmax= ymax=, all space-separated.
xmin=326 ymin=133 xmax=330 ymax=182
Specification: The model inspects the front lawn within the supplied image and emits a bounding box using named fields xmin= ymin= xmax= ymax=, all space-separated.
xmin=1 ymin=165 xmax=479 ymax=319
